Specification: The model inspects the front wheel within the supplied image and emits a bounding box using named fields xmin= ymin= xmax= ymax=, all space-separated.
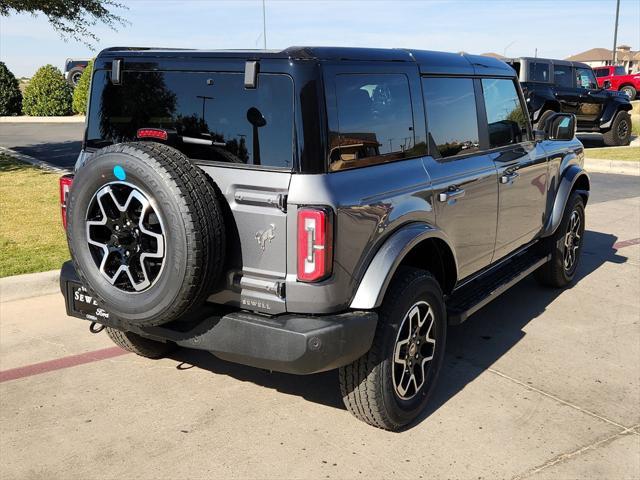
xmin=620 ymin=85 xmax=637 ymax=100
xmin=603 ymin=111 xmax=632 ymax=146
xmin=535 ymin=192 xmax=586 ymax=288
xmin=339 ymin=268 xmax=447 ymax=430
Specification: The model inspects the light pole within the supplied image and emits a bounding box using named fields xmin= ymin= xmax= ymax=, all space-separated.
xmin=612 ymin=0 xmax=620 ymax=64
xmin=503 ymin=41 xmax=516 ymax=58
xmin=262 ymin=0 xmax=267 ymax=50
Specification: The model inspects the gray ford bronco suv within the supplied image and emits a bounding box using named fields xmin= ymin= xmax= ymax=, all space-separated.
xmin=59 ymin=46 xmax=589 ymax=430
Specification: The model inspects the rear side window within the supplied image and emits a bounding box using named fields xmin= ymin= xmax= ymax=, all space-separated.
xmin=481 ymin=78 xmax=529 ymax=148
xmin=330 ymin=74 xmax=416 ymax=171
xmin=86 ymin=71 xmax=294 ymax=169
xmin=554 ymin=65 xmax=573 ymax=87
xmin=529 ymin=62 xmax=550 ymax=82
xmin=422 ymin=77 xmax=480 ymax=159
xmin=594 ymin=68 xmax=608 ymax=78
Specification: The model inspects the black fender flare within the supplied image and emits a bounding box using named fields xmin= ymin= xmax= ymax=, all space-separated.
xmin=542 ymin=164 xmax=590 ymax=237
xmin=350 ymin=223 xmax=458 ymax=309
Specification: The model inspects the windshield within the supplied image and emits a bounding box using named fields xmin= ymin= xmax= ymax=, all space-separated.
xmin=86 ymin=70 xmax=294 ymax=169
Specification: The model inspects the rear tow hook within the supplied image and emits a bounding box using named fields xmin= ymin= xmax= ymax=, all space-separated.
xmin=89 ymin=322 xmax=105 ymax=334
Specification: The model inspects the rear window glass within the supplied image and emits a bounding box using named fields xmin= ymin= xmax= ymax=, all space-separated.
xmin=422 ymin=77 xmax=480 ymax=159
xmin=529 ymin=62 xmax=550 ymax=82
xmin=330 ymin=73 xmax=417 ymax=171
xmin=86 ymin=70 xmax=294 ymax=169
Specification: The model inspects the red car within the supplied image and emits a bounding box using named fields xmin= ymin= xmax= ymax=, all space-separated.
xmin=593 ymin=65 xmax=640 ymax=100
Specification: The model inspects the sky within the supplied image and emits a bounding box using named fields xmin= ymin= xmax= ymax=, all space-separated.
xmin=1 ymin=0 xmax=639 ymax=78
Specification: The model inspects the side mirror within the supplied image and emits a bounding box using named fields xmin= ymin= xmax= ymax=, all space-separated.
xmin=544 ymin=113 xmax=576 ymax=141
xmin=603 ymin=80 xmax=612 ymax=89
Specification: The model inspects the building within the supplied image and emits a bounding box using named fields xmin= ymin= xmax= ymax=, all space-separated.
xmin=565 ymin=45 xmax=640 ymax=73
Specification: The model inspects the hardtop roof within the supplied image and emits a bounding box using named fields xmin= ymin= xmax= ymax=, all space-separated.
xmin=97 ymin=46 xmax=515 ymax=76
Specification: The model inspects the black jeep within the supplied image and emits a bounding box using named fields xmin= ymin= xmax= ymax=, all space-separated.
xmin=59 ymin=46 xmax=589 ymax=430
xmin=507 ymin=57 xmax=633 ymax=146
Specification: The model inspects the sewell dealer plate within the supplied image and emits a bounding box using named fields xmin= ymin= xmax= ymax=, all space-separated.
xmin=67 ymin=282 xmax=111 ymax=322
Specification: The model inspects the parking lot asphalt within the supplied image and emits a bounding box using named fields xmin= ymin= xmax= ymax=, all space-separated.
xmin=0 ymin=123 xmax=84 ymax=169
xmin=1 ymin=174 xmax=638 ymax=479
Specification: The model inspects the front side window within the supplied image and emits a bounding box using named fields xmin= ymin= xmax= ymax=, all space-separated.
xmin=614 ymin=66 xmax=626 ymax=76
xmin=554 ymin=65 xmax=573 ymax=87
xmin=422 ymin=77 xmax=480 ymax=159
xmin=87 ymin=71 xmax=294 ymax=169
xmin=529 ymin=62 xmax=550 ymax=82
xmin=330 ymin=74 xmax=416 ymax=170
xmin=481 ymin=78 xmax=529 ymax=148
xmin=576 ymin=67 xmax=598 ymax=89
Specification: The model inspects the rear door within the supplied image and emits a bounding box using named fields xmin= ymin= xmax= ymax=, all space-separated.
xmin=421 ymin=76 xmax=498 ymax=280
xmin=478 ymin=77 xmax=548 ymax=261
xmin=552 ymin=64 xmax=580 ymax=115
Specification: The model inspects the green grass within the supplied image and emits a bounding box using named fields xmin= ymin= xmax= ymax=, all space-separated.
xmin=0 ymin=155 xmax=69 ymax=277
xmin=632 ymin=116 xmax=640 ymax=137
xmin=584 ymin=146 xmax=640 ymax=162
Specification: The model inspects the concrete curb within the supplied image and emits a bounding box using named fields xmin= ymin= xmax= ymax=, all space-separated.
xmin=0 ymin=146 xmax=72 ymax=174
xmin=0 ymin=116 xmax=85 ymax=123
xmin=0 ymin=270 xmax=60 ymax=303
xmin=585 ymin=158 xmax=640 ymax=176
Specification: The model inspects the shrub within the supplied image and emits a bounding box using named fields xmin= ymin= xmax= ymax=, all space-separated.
xmin=72 ymin=60 xmax=93 ymax=115
xmin=0 ymin=62 xmax=22 ymax=116
xmin=22 ymin=65 xmax=72 ymax=116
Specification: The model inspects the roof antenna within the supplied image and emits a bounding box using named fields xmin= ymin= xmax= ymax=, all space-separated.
xmin=262 ymin=0 xmax=267 ymax=50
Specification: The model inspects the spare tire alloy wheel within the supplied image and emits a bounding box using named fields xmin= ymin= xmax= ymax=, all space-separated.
xmin=392 ymin=301 xmax=437 ymax=400
xmin=67 ymin=142 xmax=225 ymax=327
xmin=86 ymin=182 xmax=165 ymax=293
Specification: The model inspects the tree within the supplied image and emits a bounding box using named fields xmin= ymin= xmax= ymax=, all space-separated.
xmin=0 ymin=61 xmax=22 ymax=116
xmin=0 ymin=1 xmax=127 ymax=47
xmin=22 ymin=64 xmax=72 ymax=116
xmin=72 ymin=59 xmax=93 ymax=114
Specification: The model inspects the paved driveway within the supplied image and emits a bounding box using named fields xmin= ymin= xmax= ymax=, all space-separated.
xmin=1 ymin=175 xmax=639 ymax=479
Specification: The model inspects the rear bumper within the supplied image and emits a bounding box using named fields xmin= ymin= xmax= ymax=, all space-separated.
xmin=60 ymin=261 xmax=377 ymax=375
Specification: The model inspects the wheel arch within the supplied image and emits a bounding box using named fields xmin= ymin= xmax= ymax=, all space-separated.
xmin=542 ymin=165 xmax=590 ymax=238
xmin=350 ymin=223 xmax=458 ymax=309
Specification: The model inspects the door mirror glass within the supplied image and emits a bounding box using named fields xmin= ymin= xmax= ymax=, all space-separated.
xmin=545 ymin=113 xmax=576 ymax=141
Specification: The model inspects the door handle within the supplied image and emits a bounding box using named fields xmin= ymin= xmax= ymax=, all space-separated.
xmin=500 ymin=172 xmax=520 ymax=184
xmin=438 ymin=187 xmax=465 ymax=202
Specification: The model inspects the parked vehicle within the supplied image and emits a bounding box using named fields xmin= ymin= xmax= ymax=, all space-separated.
xmin=58 ymin=47 xmax=589 ymax=430
xmin=64 ymin=58 xmax=90 ymax=86
xmin=507 ymin=57 xmax=633 ymax=146
xmin=593 ymin=65 xmax=640 ymax=100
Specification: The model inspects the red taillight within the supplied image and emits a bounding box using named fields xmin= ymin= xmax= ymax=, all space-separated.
xmin=59 ymin=174 xmax=74 ymax=229
xmin=137 ymin=128 xmax=168 ymax=141
xmin=297 ymin=207 xmax=333 ymax=282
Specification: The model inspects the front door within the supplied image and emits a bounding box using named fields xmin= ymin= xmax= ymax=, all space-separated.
xmin=575 ymin=66 xmax=607 ymax=124
xmin=478 ymin=77 xmax=548 ymax=261
xmin=422 ymin=76 xmax=498 ymax=280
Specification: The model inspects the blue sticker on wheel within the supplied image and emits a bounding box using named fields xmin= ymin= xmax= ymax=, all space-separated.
xmin=113 ymin=165 xmax=126 ymax=181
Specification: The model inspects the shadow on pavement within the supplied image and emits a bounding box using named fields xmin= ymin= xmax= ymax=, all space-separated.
xmin=11 ymin=140 xmax=81 ymax=169
xmin=168 ymin=230 xmax=627 ymax=420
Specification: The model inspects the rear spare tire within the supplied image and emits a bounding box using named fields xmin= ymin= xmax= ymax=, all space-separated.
xmin=66 ymin=142 xmax=225 ymax=327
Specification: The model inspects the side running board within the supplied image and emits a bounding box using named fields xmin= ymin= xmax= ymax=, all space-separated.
xmin=447 ymin=252 xmax=551 ymax=325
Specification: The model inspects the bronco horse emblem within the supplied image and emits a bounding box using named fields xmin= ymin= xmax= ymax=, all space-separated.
xmin=255 ymin=224 xmax=276 ymax=251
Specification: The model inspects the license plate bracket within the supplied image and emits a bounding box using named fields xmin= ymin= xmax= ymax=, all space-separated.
xmin=66 ymin=282 xmax=112 ymax=322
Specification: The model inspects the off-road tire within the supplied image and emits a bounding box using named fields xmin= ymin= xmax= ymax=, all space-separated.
xmin=339 ymin=267 xmax=447 ymax=431
xmin=603 ymin=111 xmax=632 ymax=146
xmin=620 ymin=85 xmax=637 ymax=100
xmin=106 ymin=327 xmax=175 ymax=359
xmin=67 ymin=142 xmax=225 ymax=327
xmin=67 ymin=67 xmax=84 ymax=86
xmin=535 ymin=109 xmax=556 ymax=130
xmin=535 ymin=192 xmax=585 ymax=288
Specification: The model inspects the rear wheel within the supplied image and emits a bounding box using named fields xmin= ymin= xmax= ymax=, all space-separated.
xmin=535 ymin=192 xmax=585 ymax=288
xmin=339 ymin=268 xmax=446 ymax=430
xmin=106 ymin=327 xmax=175 ymax=359
xmin=620 ymin=85 xmax=636 ymax=100
xmin=603 ymin=111 xmax=632 ymax=146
